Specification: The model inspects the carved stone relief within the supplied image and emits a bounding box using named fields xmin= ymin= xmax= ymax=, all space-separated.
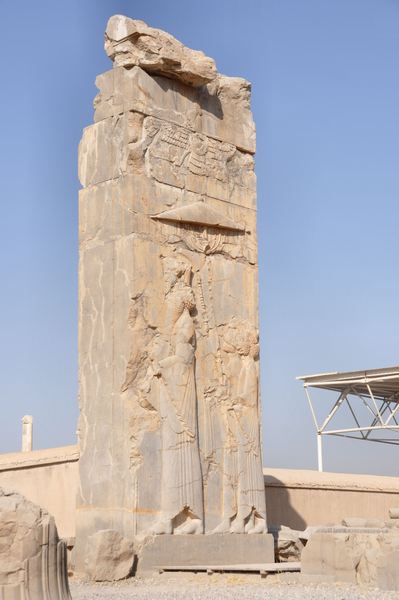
xmin=121 ymin=293 xmax=159 ymax=472
xmin=140 ymin=117 xmax=256 ymax=203
xmin=152 ymin=200 xmax=256 ymax=264
xmin=212 ymin=318 xmax=266 ymax=534
xmin=136 ymin=256 xmax=204 ymax=534
xmin=116 ymin=197 xmax=262 ymax=536
xmin=76 ymin=15 xmax=270 ymax=575
xmin=79 ymin=109 xmax=256 ymax=208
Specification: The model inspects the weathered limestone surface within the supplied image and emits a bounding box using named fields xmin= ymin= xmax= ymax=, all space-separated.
xmin=93 ymin=66 xmax=256 ymax=153
xmin=302 ymin=526 xmax=399 ymax=591
xmin=269 ymin=525 xmax=306 ymax=563
xmin=137 ymin=534 xmax=275 ymax=574
xmin=0 ymin=446 xmax=78 ymax=540
xmin=105 ymin=15 xmax=217 ymax=86
xmin=0 ymin=488 xmax=71 ymax=600
xmin=75 ymin=15 xmax=272 ymax=574
xmin=85 ymin=530 xmax=134 ymax=581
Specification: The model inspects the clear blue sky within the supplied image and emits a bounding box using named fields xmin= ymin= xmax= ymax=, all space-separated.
xmin=1 ymin=0 xmax=398 ymax=475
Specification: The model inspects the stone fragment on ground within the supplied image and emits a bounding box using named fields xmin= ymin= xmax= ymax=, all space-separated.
xmin=269 ymin=525 xmax=306 ymax=562
xmin=85 ymin=529 xmax=135 ymax=581
xmin=0 ymin=486 xmax=71 ymax=599
xmin=301 ymin=527 xmax=399 ymax=591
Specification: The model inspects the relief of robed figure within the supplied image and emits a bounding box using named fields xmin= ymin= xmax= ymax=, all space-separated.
xmin=142 ymin=256 xmax=204 ymax=534
xmin=212 ymin=318 xmax=267 ymax=534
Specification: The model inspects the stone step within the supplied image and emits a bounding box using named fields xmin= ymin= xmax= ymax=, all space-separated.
xmin=158 ymin=562 xmax=301 ymax=574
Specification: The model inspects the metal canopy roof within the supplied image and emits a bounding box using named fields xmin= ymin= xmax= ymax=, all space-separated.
xmin=297 ymin=366 xmax=399 ymax=401
xmin=297 ymin=365 xmax=399 ymax=472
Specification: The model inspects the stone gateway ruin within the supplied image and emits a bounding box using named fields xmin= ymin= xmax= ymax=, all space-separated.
xmin=74 ymin=14 xmax=274 ymax=573
xmin=3 ymin=12 xmax=399 ymax=595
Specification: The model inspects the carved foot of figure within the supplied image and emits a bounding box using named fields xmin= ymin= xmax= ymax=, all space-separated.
xmin=210 ymin=518 xmax=231 ymax=534
xmin=247 ymin=518 xmax=267 ymax=534
xmin=175 ymin=518 xmax=203 ymax=535
xmin=150 ymin=518 xmax=173 ymax=535
xmin=244 ymin=511 xmax=255 ymax=533
xmin=229 ymin=518 xmax=246 ymax=534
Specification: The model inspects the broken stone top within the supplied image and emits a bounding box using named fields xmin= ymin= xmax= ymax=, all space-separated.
xmin=105 ymin=15 xmax=218 ymax=87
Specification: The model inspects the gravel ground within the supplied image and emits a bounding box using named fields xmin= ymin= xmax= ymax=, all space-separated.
xmin=70 ymin=573 xmax=398 ymax=599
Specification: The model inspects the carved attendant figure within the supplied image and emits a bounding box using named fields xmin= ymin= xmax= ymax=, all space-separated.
xmin=213 ymin=318 xmax=267 ymax=534
xmin=150 ymin=257 xmax=204 ymax=534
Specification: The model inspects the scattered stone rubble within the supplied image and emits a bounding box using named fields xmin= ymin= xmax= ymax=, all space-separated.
xmin=301 ymin=511 xmax=399 ymax=591
xmin=270 ymin=512 xmax=399 ymax=592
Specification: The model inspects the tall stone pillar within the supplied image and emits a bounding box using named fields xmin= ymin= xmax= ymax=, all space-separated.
xmin=75 ymin=15 xmax=273 ymax=573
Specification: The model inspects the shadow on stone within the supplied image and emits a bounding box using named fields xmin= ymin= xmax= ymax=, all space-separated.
xmin=265 ymin=475 xmax=307 ymax=531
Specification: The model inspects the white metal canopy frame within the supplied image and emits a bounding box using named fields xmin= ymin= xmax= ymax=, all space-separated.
xmin=297 ymin=366 xmax=399 ymax=472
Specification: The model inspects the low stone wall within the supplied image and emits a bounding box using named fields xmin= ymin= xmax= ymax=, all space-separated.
xmin=264 ymin=467 xmax=399 ymax=530
xmin=1 ymin=446 xmax=398 ymax=537
xmin=0 ymin=445 xmax=78 ymax=538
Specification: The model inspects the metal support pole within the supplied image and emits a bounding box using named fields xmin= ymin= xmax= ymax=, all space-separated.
xmin=317 ymin=432 xmax=323 ymax=472
xmin=319 ymin=390 xmax=347 ymax=432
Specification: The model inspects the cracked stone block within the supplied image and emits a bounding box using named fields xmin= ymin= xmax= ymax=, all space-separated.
xmin=0 ymin=487 xmax=71 ymax=600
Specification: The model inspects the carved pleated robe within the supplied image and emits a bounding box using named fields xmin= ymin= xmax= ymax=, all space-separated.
xmin=158 ymin=306 xmax=203 ymax=521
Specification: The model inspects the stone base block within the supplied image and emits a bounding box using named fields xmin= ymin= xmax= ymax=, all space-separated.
xmin=137 ymin=534 xmax=275 ymax=574
xmin=302 ymin=529 xmax=399 ymax=591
